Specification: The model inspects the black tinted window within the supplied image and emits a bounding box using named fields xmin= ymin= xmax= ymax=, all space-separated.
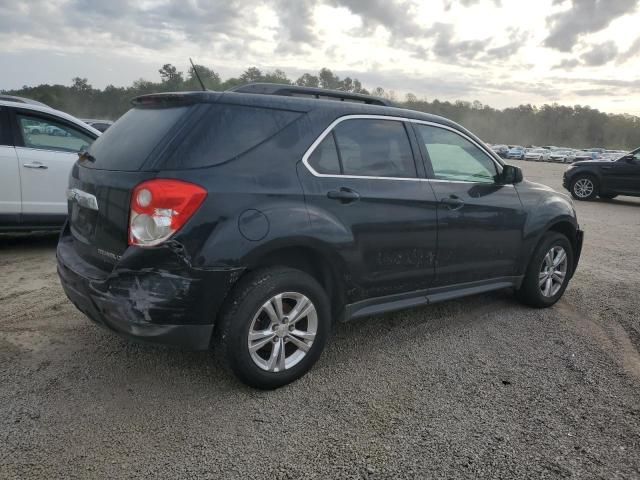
xmin=333 ymin=119 xmax=416 ymax=178
xmin=165 ymin=104 xmax=302 ymax=169
xmin=308 ymin=133 xmax=341 ymax=174
xmin=414 ymin=125 xmax=497 ymax=183
xmin=87 ymin=105 xmax=190 ymax=170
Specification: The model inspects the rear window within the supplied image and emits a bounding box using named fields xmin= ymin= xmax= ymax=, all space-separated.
xmin=162 ymin=103 xmax=302 ymax=169
xmin=86 ymin=106 xmax=191 ymax=170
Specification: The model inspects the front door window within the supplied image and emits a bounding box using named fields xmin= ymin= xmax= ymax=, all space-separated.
xmin=17 ymin=114 xmax=94 ymax=153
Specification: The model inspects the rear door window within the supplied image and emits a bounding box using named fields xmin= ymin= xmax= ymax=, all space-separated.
xmin=331 ymin=119 xmax=416 ymax=178
xmin=307 ymin=133 xmax=342 ymax=175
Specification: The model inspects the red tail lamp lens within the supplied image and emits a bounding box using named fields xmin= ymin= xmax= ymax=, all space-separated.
xmin=129 ymin=179 xmax=207 ymax=247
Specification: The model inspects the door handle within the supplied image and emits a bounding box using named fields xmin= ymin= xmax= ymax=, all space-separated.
xmin=601 ymin=166 xmax=612 ymax=170
xmin=327 ymin=187 xmax=360 ymax=203
xmin=440 ymin=195 xmax=465 ymax=210
xmin=23 ymin=162 xmax=48 ymax=169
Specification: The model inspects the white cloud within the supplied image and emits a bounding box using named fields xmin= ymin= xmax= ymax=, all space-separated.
xmin=1 ymin=0 xmax=640 ymax=113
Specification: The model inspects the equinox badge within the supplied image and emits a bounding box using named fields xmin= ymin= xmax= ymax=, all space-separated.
xmin=66 ymin=188 xmax=99 ymax=211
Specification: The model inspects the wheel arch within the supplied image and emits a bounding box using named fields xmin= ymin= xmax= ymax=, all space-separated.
xmin=570 ymin=168 xmax=602 ymax=185
xmin=531 ymin=219 xmax=580 ymax=277
xmin=233 ymin=242 xmax=347 ymax=321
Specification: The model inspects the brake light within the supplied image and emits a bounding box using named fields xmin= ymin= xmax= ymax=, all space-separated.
xmin=129 ymin=179 xmax=207 ymax=247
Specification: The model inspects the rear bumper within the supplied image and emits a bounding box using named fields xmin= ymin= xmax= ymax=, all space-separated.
xmin=56 ymin=230 xmax=243 ymax=350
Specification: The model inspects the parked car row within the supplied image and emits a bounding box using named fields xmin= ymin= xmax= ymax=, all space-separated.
xmin=489 ymin=144 xmax=627 ymax=164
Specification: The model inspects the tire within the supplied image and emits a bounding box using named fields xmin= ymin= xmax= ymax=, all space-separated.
xmin=516 ymin=232 xmax=573 ymax=308
xmin=569 ymin=174 xmax=598 ymax=200
xmin=215 ymin=267 xmax=331 ymax=389
xmin=599 ymin=193 xmax=618 ymax=200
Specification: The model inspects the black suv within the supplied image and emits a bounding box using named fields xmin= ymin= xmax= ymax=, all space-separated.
xmin=57 ymin=84 xmax=583 ymax=389
xmin=563 ymin=149 xmax=640 ymax=200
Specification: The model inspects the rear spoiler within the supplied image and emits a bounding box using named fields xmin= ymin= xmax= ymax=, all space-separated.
xmin=131 ymin=92 xmax=218 ymax=107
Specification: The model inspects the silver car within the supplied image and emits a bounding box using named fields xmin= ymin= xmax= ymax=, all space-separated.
xmin=524 ymin=148 xmax=551 ymax=161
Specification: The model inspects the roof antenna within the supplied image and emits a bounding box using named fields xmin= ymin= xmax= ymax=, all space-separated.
xmin=189 ymin=58 xmax=206 ymax=91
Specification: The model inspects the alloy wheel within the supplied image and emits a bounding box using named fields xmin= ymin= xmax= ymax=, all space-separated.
xmin=573 ymin=178 xmax=594 ymax=198
xmin=539 ymin=246 xmax=568 ymax=297
xmin=247 ymin=292 xmax=318 ymax=372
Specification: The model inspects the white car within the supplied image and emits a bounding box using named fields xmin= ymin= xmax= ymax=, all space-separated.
xmin=549 ymin=150 xmax=575 ymax=163
xmin=524 ymin=148 xmax=551 ymax=161
xmin=0 ymin=98 xmax=101 ymax=231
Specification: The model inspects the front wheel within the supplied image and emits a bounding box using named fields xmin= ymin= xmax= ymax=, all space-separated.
xmin=516 ymin=232 xmax=573 ymax=308
xmin=570 ymin=175 xmax=598 ymax=200
xmin=216 ymin=267 xmax=331 ymax=389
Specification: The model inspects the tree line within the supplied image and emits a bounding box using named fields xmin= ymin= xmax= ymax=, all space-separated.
xmin=3 ymin=64 xmax=639 ymax=149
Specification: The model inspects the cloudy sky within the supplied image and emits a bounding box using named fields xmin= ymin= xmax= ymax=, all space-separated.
xmin=2 ymin=0 xmax=640 ymax=113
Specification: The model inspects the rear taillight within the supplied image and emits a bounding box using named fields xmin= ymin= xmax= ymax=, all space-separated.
xmin=128 ymin=179 xmax=207 ymax=247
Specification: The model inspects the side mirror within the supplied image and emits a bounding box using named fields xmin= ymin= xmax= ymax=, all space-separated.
xmin=501 ymin=164 xmax=523 ymax=184
xmin=623 ymin=154 xmax=635 ymax=163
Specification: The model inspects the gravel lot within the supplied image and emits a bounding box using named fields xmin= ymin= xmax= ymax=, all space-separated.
xmin=1 ymin=160 xmax=639 ymax=479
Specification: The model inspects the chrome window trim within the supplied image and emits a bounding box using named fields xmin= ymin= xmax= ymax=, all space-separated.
xmin=301 ymin=114 xmax=505 ymax=184
xmin=15 ymin=145 xmax=83 ymax=155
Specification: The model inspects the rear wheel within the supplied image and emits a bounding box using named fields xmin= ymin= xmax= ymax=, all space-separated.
xmin=216 ymin=267 xmax=330 ymax=389
xmin=516 ymin=232 xmax=573 ymax=308
xmin=570 ymin=175 xmax=598 ymax=200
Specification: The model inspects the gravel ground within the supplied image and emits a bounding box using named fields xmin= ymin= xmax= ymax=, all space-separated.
xmin=1 ymin=160 xmax=639 ymax=479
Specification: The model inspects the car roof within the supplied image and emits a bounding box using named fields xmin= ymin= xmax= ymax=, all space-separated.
xmin=0 ymin=100 xmax=102 ymax=136
xmin=132 ymin=87 xmax=481 ymax=143
xmin=0 ymin=95 xmax=50 ymax=107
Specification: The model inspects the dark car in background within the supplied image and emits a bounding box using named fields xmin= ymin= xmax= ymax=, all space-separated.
xmin=57 ymin=84 xmax=583 ymax=389
xmin=81 ymin=119 xmax=114 ymax=132
xmin=490 ymin=144 xmax=509 ymax=158
xmin=563 ymin=148 xmax=640 ymax=200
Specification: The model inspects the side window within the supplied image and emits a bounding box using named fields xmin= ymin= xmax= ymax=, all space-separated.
xmin=332 ymin=119 xmax=416 ymax=178
xmin=308 ymin=133 xmax=341 ymax=175
xmin=0 ymin=108 xmax=11 ymax=146
xmin=414 ymin=124 xmax=498 ymax=183
xmin=17 ymin=114 xmax=95 ymax=153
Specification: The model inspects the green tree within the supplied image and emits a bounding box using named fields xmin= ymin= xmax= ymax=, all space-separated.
xmin=296 ymin=73 xmax=319 ymax=87
xmin=318 ymin=68 xmax=341 ymax=89
xmin=4 ymin=64 xmax=640 ymax=150
xmin=186 ymin=65 xmax=221 ymax=90
xmin=158 ymin=64 xmax=183 ymax=90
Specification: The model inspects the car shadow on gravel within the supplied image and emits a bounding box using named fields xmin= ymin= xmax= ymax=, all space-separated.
xmin=594 ymin=198 xmax=640 ymax=207
xmin=326 ymin=290 xmax=521 ymax=360
xmin=54 ymin=289 xmax=524 ymax=393
xmin=0 ymin=232 xmax=59 ymax=250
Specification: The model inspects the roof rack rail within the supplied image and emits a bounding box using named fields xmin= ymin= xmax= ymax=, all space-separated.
xmin=0 ymin=95 xmax=50 ymax=108
xmin=227 ymin=83 xmax=392 ymax=107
